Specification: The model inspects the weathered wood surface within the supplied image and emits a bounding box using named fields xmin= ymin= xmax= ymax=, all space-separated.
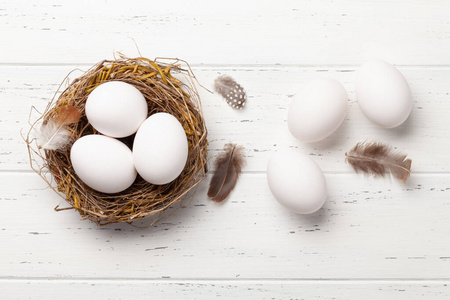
xmin=1 ymin=0 xmax=450 ymax=298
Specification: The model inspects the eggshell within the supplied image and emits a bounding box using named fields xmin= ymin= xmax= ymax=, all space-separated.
xmin=86 ymin=81 xmax=148 ymax=138
xmin=267 ymin=149 xmax=327 ymax=214
xmin=288 ymin=78 xmax=348 ymax=143
xmin=133 ymin=113 xmax=188 ymax=185
xmin=356 ymin=60 xmax=412 ymax=128
xmin=70 ymin=134 xmax=137 ymax=194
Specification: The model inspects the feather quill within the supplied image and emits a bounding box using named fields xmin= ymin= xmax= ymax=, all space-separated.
xmin=345 ymin=141 xmax=412 ymax=183
xmin=214 ymin=75 xmax=247 ymax=109
xmin=38 ymin=105 xmax=82 ymax=150
xmin=207 ymin=143 xmax=245 ymax=202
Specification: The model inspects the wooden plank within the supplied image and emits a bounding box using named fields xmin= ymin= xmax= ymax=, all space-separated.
xmin=1 ymin=279 xmax=449 ymax=300
xmin=3 ymin=65 xmax=450 ymax=172
xmin=1 ymin=172 xmax=449 ymax=279
xmin=1 ymin=0 xmax=450 ymax=65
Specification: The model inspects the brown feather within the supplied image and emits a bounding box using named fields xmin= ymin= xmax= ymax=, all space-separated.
xmin=214 ymin=75 xmax=247 ymax=109
xmin=38 ymin=105 xmax=82 ymax=150
xmin=54 ymin=105 xmax=82 ymax=125
xmin=207 ymin=143 xmax=245 ymax=202
xmin=345 ymin=141 xmax=412 ymax=183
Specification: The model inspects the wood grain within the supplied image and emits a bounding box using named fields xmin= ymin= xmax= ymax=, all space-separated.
xmin=4 ymin=66 xmax=450 ymax=172
xmin=1 ymin=173 xmax=449 ymax=279
xmin=2 ymin=0 xmax=450 ymax=297
xmin=1 ymin=0 xmax=450 ymax=65
xmin=1 ymin=280 xmax=449 ymax=300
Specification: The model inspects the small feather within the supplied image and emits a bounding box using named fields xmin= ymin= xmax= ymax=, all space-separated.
xmin=345 ymin=141 xmax=412 ymax=183
xmin=37 ymin=120 xmax=71 ymax=150
xmin=207 ymin=143 xmax=245 ymax=202
xmin=214 ymin=75 xmax=247 ymax=109
xmin=37 ymin=105 xmax=82 ymax=150
xmin=54 ymin=105 xmax=82 ymax=125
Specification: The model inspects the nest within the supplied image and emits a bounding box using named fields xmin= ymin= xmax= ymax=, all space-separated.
xmin=25 ymin=56 xmax=208 ymax=226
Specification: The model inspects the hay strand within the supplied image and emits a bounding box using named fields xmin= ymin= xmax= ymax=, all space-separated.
xmin=24 ymin=56 xmax=208 ymax=226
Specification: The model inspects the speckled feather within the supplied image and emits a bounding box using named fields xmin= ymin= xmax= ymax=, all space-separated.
xmin=214 ymin=75 xmax=247 ymax=109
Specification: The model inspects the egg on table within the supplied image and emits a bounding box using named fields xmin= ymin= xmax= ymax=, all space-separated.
xmin=288 ymin=78 xmax=348 ymax=143
xmin=70 ymin=134 xmax=137 ymax=194
xmin=85 ymin=81 xmax=148 ymax=138
xmin=133 ymin=112 xmax=189 ymax=185
xmin=356 ymin=60 xmax=412 ymax=128
xmin=267 ymin=149 xmax=327 ymax=214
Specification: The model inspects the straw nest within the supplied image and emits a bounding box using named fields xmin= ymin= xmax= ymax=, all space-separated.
xmin=25 ymin=56 xmax=208 ymax=226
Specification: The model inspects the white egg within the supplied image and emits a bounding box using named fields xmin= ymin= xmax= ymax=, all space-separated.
xmin=133 ymin=113 xmax=188 ymax=185
xmin=288 ymin=78 xmax=348 ymax=143
xmin=70 ymin=135 xmax=137 ymax=194
xmin=86 ymin=81 xmax=148 ymax=138
xmin=356 ymin=60 xmax=412 ymax=128
xmin=267 ymin=149 xmax=327 ymax=214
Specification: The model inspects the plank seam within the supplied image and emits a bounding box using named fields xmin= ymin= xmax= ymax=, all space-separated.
xmin=0 ymin=278 xmax=450 ymax=283
xmin=2 ymin=63 xmax=450 ymax=69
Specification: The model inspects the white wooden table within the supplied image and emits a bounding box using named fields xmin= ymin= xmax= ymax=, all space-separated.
xmin=1 ymin=1 xmax=450 ymax=299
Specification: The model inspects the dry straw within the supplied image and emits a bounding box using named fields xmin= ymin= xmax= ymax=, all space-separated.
xmin=25 ymin=55 xmax=208 ymax=226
